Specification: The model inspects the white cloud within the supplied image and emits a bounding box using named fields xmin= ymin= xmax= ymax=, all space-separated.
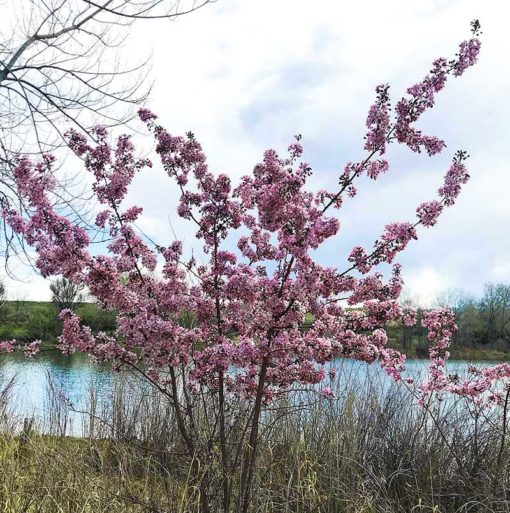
xmin=491 ymin=259 xmax=510 ymax=282
xmin=403 ymin=267 xmax=451 ymax=307
xmin=3 ymin=272 xmax=51 ymax=302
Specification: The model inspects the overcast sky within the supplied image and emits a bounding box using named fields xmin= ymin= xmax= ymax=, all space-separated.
xmin=5 ymin=0 xmax=510 ymax=305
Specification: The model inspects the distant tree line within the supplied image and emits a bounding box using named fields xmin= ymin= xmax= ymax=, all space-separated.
xmin=436 ymin=284 xmax=510 ymax=346
xmin=392 ymin=283 xmax=510 ymax=357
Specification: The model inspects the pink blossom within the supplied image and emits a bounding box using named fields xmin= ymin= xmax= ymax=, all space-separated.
xmin=416 ymin=201 xmax=443 ymax=227
xmin=0 ymin=340 xmax=15 ymax=353
xmin=321 ymin=387 xmax=335 ymax=398
xmin=23 ymin=340 xmax=41 ymax=358
xmin=364 ymin=84 xmax=390 ymax=154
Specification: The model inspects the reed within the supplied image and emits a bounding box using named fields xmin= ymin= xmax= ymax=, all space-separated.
xmin=0 ymin=368 xmax=509 ymax=512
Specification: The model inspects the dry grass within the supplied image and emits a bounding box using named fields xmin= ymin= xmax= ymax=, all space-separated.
xmin=0 ymin=367 xmax=509 ymax=512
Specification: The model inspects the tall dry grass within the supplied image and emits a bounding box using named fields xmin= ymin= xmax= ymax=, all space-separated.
xmin=0 ymin=366 xmax=509 ymax=512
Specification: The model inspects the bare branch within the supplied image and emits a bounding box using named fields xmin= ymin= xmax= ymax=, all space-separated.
xmin=0 ymin=0 xmax=213 ymax=265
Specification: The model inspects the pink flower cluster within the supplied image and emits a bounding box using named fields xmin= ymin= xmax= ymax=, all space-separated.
xmin=416 ymin=201 xmax=443 ymax=227
xmin=438 ymin=151 xmax=470 ymax=206
xmin=394 ymin=26 xmax=481 ymax=156
xmin=0 ymin=340 xmax=14 ymax=353
xmin=418 ymin=305 xmax=510 ymax=407
xmin=364 ymin=84 xmax=390 ymax=154
xmin=0 ymin=339 xmax=41 ymax=357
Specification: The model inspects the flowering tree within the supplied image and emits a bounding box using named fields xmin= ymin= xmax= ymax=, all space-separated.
xmin=0 ymin=20 xmax=492 ymax=512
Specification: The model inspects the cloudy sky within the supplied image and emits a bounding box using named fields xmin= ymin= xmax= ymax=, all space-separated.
xmin=5 ymin=0 xmax=510 ymax=305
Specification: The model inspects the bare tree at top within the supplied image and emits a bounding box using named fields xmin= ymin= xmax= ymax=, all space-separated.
xmin=0 ymin=0 xmax=213 ymax=267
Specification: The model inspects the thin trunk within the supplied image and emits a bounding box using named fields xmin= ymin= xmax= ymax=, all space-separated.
xmin=237 ymin=359 xmax=268 ymax=513
xmin=219 ymin=373 xmax=231 ymax=512
xmin=497 ymin=387 xmax=510 ymax=471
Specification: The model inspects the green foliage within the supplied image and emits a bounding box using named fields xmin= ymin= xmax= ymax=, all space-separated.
xmin=26 ymin=305 xmax=60 ymax=341
xmin=0 ymin=301 xmax=116 ymax=343
xmin=75 ymin=304 xmax=116 ymax=334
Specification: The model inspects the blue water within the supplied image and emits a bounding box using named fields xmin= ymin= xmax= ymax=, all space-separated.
xmin=0 ymin=349 xmax=497 ymax=434
xmin=0 ymin=350 xmax=117 ymax=432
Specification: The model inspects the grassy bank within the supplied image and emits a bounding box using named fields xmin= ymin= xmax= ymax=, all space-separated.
xmin=0 ymin=300 xmax=116 ymax=344
xmin=385 ymin=321 xmax=510 ymax=361
xmin=388 ymin=337 xmax=510 ymax=361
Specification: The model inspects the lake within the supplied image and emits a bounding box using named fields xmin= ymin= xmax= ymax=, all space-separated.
xmin=0 ymin=349 xmax=496 ymax=435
